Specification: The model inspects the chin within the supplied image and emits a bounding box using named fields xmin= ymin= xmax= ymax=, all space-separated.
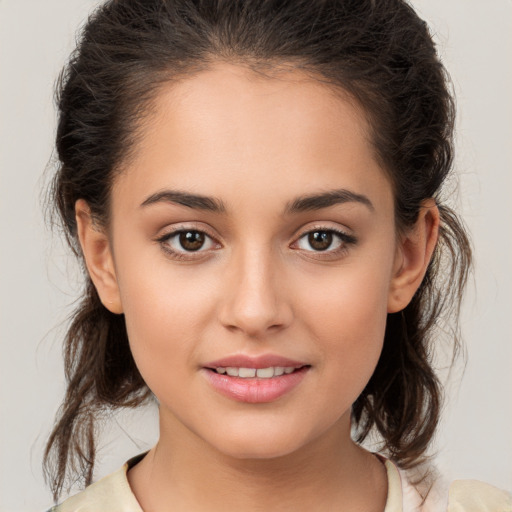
xmin=224 ymin=441 xmax=298 ymax=460
xmin=202 ymin=419 xmax=324 ymax=462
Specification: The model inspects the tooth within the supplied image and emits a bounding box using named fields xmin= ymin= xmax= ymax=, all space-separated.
xmin=238 ymin=367 xmax=256 ymax=378
xmin=216 ymin=367 xmax=226 ymax=374
xmin=226 ymin=367 xmax=239 ymax=377
xmin=274 ymin=367 xmax=284 ymax=376
xmin=284 ymin=367 xmax=295 ymax=374
xmin=256 ymin=367 xmax=274 ymax=378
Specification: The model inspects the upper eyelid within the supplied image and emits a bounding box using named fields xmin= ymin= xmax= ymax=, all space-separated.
xmin=156 ymin=223 xmax=219 ymax=241
xmin=154 ymin=228 xmax=220 ymax=259
xmin=294 ymin=229 xmax=353 ymax=244
xmin=298 ymin=226 xmax=348 ymax=236
xmin=292 ymin=223 xmax=354 ymax=240
xmin=156 ymin=228 xmax=220 ymax=258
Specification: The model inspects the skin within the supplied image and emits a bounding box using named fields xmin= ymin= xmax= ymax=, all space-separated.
xmin=76 ymin=63 xmax=439 ymax=511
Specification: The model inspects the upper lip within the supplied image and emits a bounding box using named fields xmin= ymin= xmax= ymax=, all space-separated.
xmin=203 ymin=354 xmax=309 ymax=369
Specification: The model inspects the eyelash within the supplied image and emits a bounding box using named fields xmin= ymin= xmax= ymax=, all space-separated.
xmin=292 ymin=227 xmax=357 ymax=258
xmin=155 ymin=226 xmax=357 ymax=261
xmin=155 ymin=225 xmax=219 ymax=261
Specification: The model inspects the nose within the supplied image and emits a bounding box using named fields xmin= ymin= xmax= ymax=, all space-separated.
xmin=218 ymin=245 xmax=293 ymax=337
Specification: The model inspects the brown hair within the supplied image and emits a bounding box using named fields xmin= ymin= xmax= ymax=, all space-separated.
xmin=44 ymin=0 xmax=471 ymax=501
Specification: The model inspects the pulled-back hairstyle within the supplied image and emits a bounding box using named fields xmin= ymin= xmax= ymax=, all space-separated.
xmin=44 ymin=0 xmax=471 ymax=501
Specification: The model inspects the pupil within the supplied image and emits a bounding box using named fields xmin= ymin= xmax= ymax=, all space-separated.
xmin=309 ymin=231 xmax=332 ymax=251
xmin=179 ymin=231 xmax=205 ymax=251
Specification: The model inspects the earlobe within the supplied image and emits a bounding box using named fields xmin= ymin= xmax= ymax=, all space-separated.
xmin=75 ymin=199 xmax=123 ymax=314
xmin=387 ymin=199 xmax=440 ymax=313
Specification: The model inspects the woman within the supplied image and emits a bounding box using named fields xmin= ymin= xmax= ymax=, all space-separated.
xmin=41 ymin=0 xmax=511 ymax=510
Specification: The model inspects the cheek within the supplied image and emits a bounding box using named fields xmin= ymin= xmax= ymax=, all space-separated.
xmin=295 ymin=261 xmax=392 ymax=392
xmin=300 ymin=258 xmax=391 ymax=335
xmin=115 ymin=255 xmax=218 ymax=387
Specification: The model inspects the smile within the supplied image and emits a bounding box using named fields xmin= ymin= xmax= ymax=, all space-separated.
xmin=213 ymin=366 xmax=300 ymax=378
xmin=202 ymin=360 xmax=310 ymax=403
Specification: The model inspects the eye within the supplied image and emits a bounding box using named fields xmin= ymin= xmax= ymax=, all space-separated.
xmin=294 ymin=228 xmax=356 ymax=253
xmin=158 ymin=229 xmax=217 ymax=255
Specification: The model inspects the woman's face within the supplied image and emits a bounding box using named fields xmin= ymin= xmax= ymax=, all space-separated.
xmin=103 ymin=64 xmax=401 ymax=458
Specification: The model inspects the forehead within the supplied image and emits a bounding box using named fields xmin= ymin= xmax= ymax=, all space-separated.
xmin=114 ymin=62 xmax=392 ymax=215
xmin=139 ymin=62 xmax=372 ymax=157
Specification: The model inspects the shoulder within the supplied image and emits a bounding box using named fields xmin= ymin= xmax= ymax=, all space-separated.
xmin=49 ymin=460 xmax=144 ymax=512
xmin=386 ymin=457 xmax=511 ymax=512
xmin=447 ymin=479 xmax=512 ymax=512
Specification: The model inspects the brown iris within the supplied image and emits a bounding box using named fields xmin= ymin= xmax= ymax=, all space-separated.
xmin=179 ymin=231 xmax=205 ymax=251
xmin=308 ymin=231 xmax=333 ymax=251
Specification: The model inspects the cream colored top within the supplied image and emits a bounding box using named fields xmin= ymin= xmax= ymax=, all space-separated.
xmin=50 ymin=455 xmax=512 ymax=512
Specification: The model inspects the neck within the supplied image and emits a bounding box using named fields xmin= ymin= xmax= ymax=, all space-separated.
xmin=128 ymin=410 xmax=387 ymax=512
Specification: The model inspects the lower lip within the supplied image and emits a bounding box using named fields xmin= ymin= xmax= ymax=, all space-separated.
xmin=202 ymin=367 xmax=309 ymax=403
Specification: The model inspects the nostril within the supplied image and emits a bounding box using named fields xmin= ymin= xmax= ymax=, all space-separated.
xmin=217 ymin=278 xmax=294 ymax=336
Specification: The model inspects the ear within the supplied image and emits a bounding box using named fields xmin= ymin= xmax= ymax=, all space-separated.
xmin=387 ymin=199 xmax=440 ymax=313
xmin=75 ymin=199 xmax=123 ymax=314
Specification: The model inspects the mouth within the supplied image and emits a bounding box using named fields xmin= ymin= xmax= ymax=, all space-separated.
xmin=201 ymin=358 xmax=311 ymax=403
xmin=206 ymin=365 xmax=309 ymax=379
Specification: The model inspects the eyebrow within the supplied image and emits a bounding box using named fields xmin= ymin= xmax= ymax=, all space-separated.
xmin=285 ymin=189 xmax=374 ymax=214
xmin=140 ymin=187 xmax=374 ymax=214
xmin=140 ymin=190 xmax=226 ymax=213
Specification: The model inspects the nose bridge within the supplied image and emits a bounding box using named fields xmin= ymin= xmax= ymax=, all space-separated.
xmin=219 ymin=241 xmax=291 ymax=336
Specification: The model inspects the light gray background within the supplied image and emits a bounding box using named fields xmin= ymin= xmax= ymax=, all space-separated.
xmin=1 ymin=1 xmax=511 ymax=510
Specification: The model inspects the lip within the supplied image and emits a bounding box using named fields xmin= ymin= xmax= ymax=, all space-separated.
xmin=203 ymin=354 xmax=307 ymax=370
xmin=201 ymin=353 xmax=310 ymax=404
